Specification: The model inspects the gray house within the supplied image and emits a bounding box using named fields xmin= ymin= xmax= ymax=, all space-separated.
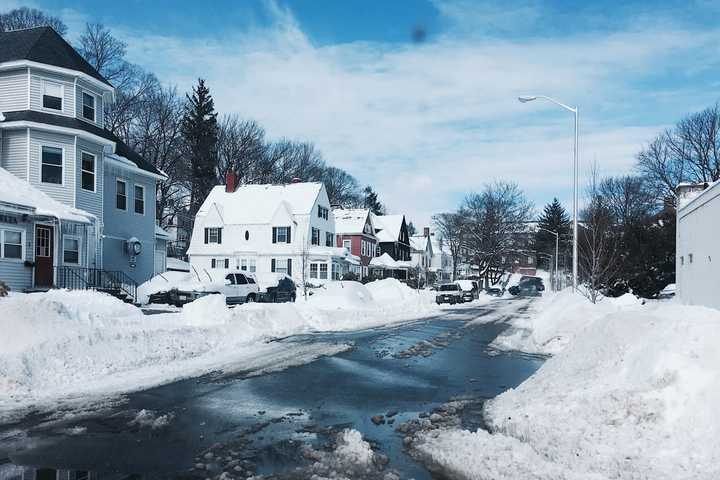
xmin=0 ymin=26 xmax=166 ymax=299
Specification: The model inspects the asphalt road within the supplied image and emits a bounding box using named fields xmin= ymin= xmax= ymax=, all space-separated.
xmin=0 ymin=298 xmax=545 ymax=480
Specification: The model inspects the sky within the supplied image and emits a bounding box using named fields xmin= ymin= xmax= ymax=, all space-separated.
xmin=4 ymin=0 xmax=720 ymax=227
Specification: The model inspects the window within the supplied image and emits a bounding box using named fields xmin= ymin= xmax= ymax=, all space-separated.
xmin=81 ymin=152 xmax=95 ymax=191
xmin=134 ymin=185 xmax=145 ymax=215
xmin=343 ymin=239 xmax=351 ymax=250
xmin=116 ymin=180 xmax=127 ymax=210
xmin=225 ymin=274 xmax=236 ymax=284
xmin=332 ymin=263 xmax=340 ymax=280
xmin=318 ymin=205 xmax=329 ymax=220
xmin=249 ymin=258 xmax=256 ymax=272
xmin=319 ymin=263 xmax=328 ymax=280
xmin=272 ymin=258 xmax=291 ymax=275
xmin=240 ymin=258 xmax=248 ymax=271
xmin=211 ymin=257 xmax=229 ymax=268
xmin=82 ymin=92 xmax=96 ymax=121
xmin=311 ymin=228 xmax=320 ymax=246
xmin=310 ymin=263 xmax=318 ymax=278
xmin=41 ymin=146 xmax=63 ymax=184
xmin=236 ymin=274 xmax=248 ymax=285
xmin=326 ymin=232 xmax=333 ymax=247
xmin=527 ymin=256 xmax=533 ymax=264
xmin=1 ymin=229 xmax=23 ymax=260
xmin=273 ymin=226 xmax=291 ymax=243
xmin=63 ymin=236 xmax=80 ymax=264
xmin=42 ymin=81 xmax=63 ymax=110
xmin=205 ymin=227 xmax=222 ymax=244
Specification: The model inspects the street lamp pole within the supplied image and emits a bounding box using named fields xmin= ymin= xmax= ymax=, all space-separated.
xmin=536 ymin=227 xmax=559 ymax=291
xmin=518 ymin=95 xmax=579 ymax=292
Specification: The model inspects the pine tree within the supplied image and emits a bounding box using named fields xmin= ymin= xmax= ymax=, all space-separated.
xmin=182 ymin=78 xmax=218 ymax=215
xmin=535 ymin=198 xmax=571 ymax=268
xmin=363 ymin=186 xmax=385 ymax=215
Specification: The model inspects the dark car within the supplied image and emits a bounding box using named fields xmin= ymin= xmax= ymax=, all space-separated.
xmin=436 ymin=283 xmax=463 ymax=304
xmin=508 ymin=276 xmax=545 ymax=296
xmin=260 ymin=275 xmax=297 ymax=303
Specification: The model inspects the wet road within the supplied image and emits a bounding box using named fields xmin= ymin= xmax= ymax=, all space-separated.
xmin=0 ymin=298 xmax=545 ymax=479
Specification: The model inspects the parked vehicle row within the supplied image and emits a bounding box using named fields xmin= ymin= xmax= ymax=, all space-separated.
xmin=435 ymin=279 xmax=480 ymax=304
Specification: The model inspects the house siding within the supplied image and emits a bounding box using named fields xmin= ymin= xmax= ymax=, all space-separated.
xmin=75 ymin=79 xmax=104 ymax=129
xmin=28 ymin=129 xmax=75 ymax=206
xmin=0 ymin=128 xmax=28 ymax=180
xmin=102 ymin=162 xmax=157 ymax=284
xmin=0 ymin=68 xmax=28 ymax=112
xmin=0 ymin=215 xmax=34 ymax=291
xmin=29 ymin=69 xmax=75 ymax=117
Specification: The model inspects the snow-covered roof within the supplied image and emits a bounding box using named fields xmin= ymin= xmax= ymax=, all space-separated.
xmin=0 ymin=167 xmax=94 ymax=223
xmin=333 ymin=208 xmax=370 ymax=235
xmin=196 ymin=182 xmax=324 ymax=224
xmin=410 ymin=235 xmax=430 ymax=252
xmin=166 ymin=257 xmax=191 ymax=272
xmin=372 ymin=214 xmax=404 ymax=243
xmin=155 ymin=224 xmax=171 ymax=239
xmin=370 ymin=252 xmax=399 ymax=268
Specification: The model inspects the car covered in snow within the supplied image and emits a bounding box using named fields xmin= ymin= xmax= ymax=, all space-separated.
xmin=254 ymin=273 xmax=297 ymax=303
xmin=455 ymin=280 xmax=479 ymax=302
xmin=508 ymin=276 xmax=545 ymax=296
xmin=141 ymin=269 xmax=260 ymax=307
xmin=657 ymin=283 xmax=676 ymax=299
xmin=436 ymin=283 xmax=463 ymax=304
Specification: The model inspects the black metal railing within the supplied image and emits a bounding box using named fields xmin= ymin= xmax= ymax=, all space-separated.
xmin=55 ymin=266 xmax=138 ymax=301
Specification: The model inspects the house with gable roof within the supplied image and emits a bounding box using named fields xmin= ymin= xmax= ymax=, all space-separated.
xmin=333 ymin=208 xmax=377 ymax=279
xmin=0 ymin=27 xmax=166 ymax=299
xmin=187 ymin=174 xmax=358 ymax=285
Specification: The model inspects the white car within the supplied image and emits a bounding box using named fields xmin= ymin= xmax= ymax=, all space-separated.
xmin=219 ymin=272 xmax=261 ymax=305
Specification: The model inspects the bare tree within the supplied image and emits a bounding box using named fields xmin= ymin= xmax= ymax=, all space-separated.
xmin=217 ymin=115 xmax=267 ymax=184
xmin=432 ymin=212 xmax=464 ymax=281
xmin=578 ymin=167 xmax=620 ymax=303
xmin=0 ymin=7 xmax=66 ymax=34
xmin=319 ymin=166 xmax=362 ymax=207
xmin=460 ymin=182 xmax=534 ymax=285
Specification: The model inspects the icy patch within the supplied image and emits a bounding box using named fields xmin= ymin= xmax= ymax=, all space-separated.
xmin=128 ymin=409 xmax=174 ymax=430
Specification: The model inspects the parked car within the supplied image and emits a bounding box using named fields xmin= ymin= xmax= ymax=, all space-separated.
xmin=508 ymin=276 xmax=545 ymax=296
xmin=155 ymin=271 xmax=259 ymax=307
xmin=256 ymin=273 xmax=297 ymax=303
xmin=486 ymin=285 xmax=504 ymax=297
xmin=436 ymin=283 xmax=463 ymax=304
xmin=455 ymin=280 xmax=479 ymax=302
xmin=657 ymin=283 xmax=676 ymax=299
xmin=220 ymin=272 xmax=261 ymax=305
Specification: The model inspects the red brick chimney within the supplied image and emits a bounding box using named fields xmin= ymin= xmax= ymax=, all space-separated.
xmin=225 ymin=171 xmax=238 ymax=192
xmin=423 ymin=227 xmax=430 ymax=237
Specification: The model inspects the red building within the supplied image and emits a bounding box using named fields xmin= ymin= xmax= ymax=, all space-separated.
xmin=333 ymin=209 xmax=377 ymax=279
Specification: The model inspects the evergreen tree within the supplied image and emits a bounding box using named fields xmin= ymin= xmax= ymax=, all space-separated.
xmin=407 ymin=221 xmax=417 ymax=236
xmin=535 ymin=198 xmax=571 ymax=269
xmin=363 ymin=186 xmax=385 ymax=215
xmin=182 ymin=79 xmax=218 ymax=215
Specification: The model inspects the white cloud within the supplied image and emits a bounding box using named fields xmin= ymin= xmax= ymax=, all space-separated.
xmin=62 ymin=2 xmax=720 ymax=226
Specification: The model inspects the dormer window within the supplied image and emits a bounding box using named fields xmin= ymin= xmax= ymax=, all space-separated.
xmin=318 ymin=206 xmax=329 ymax=220
xmin=82 ymin=92 xmax=96 ymax=121
xmin=42 ymin=81 xmax=63 ymax=111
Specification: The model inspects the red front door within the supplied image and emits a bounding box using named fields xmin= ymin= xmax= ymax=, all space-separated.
xmin=35 ymin=225 xmax=54 ymax=287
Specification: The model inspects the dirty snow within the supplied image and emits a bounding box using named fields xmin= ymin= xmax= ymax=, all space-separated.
xmin=414 ymin=290 xmax=720 ymax=479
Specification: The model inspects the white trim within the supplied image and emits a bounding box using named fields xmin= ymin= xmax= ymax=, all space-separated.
xmin=26 ymin=67 xmax=31 ymax=110
xmin=0 ymin=226 xmax=26 ymax=261
xmin=26 ymin=127 xmax=30 ymax=181
xmin=41 ymin=78 xmax=64 ymax=113
xmin=72 ymin=135 xmax=77 ymax=207
xmin=80 ymin=149 xmax=97 ymax=192
xmin=80 ymin=89 xmax=97 ymax=123
xmin=62 ymin=233 xmax=82 ymax=265
xmin=0 ymin=120 xmax=114 ymax=148
xmin=0 ymin=60 xmax=116 ymax=99
xmin=39 ymin=144 xmax=64 ymax=186
xmin=133 ymin=183 xmax=145 ymax=216
xmin=116 ymin=178 xmax=128 ymax=211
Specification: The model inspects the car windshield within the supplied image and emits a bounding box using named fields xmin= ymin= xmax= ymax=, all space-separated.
xmin=439 ymin=284 xmax=459 ymax=291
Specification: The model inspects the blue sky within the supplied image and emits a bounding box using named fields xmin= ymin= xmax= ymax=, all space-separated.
xmin=4 ymin=0 xmax=720 ymax=226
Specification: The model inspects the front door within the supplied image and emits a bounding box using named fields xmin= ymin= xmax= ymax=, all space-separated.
xmin=35 ymin=225 xmax=54 ymax=287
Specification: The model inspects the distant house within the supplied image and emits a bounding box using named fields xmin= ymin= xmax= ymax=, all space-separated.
xmin=371 ymin=213 xmax=411 ymax=262
xmin=429 ymin=234 xmax=453 ymax=281
xmin=676 ymin=181 xmax=720 ymax=310
xmin=187 ymin=175 xmax=358 ymax=285
xmin=409 ymin=227 xmax=434 ymax=283
xmin=0 ymin=27 xmax=165 ymax=298
xmin=333 ymin=208 xmax=377 ymax=279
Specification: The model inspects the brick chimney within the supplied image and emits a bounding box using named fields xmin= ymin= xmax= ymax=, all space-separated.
xmin=423 ymin=227 xmax=430 ymax=237
xmin=225 ymin=170 xmax=238 ymax=193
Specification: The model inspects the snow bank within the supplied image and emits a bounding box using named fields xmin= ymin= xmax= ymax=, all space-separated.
xmin=415 ymin=293 xmax=720 ymax=479
xmin=0 ymin=281 xmax=438 ymax=419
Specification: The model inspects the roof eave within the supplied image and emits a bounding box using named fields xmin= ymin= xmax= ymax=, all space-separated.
xmin=0 ymin=60 xmax=115 ymax=95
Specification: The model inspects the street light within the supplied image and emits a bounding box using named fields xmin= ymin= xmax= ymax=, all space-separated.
xmin=518 ymin=95 xmax=579 ymax=292
xmin=536 ymin=227 xmax=559 ymax=291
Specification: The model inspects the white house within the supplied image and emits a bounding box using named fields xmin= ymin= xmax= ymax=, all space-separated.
xmin=429 ymin=234 xmax=453 ymax=281
xmin=676 ymin=181 xmax=720 ymax=310
xmin=409 ymin=229 xmax=433 ymax=275
xmin=187 ymin=177 xmax=356 ymax=285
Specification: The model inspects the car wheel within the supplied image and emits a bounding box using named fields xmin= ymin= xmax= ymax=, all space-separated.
xmin=246 ymin=294 xmax=256 ymax=303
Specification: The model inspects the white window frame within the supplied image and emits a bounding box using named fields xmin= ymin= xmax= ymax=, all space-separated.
xmin=42 ymin=79 xmax=64 ymax=112
xmin=274 ymin=226 xmax=290 ymax=243
xmin=62 ymin=234 xmax=81 ymax=265
xmin=116 ymin=178 xmax=127 ymax=211
xmin=310 ymin=263 xmax=319 ymax=279
xmin=134 ymin=184 xmax=145 ymax=215
xmin=311 ymin=227 xmax=320 ymax=246
xmin=40 ymin=145 xmax=64 ymax=185
xmin=343 ymin=239 xmax=351 ymax=250
xmin=249 ymin=258 xmax=257 ymax=273
xmin=207 ymin=227 xmax=221 ymax=244
xmin=0 ymin=227 xmax=25 ymax=261
xmin=81 ymin=90 xmax=96 ymax=122
xmin=274 ymin=258 xmax=290 ymax=274
xmin=80 ymin=150 xmax=96 ymax=192
xmin=319 ymin=263 xmax=328 ymax=280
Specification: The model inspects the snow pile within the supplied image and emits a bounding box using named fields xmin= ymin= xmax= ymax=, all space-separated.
xmin=305 ymin=281 xmax=375 ymax=309
xmin=136 ymin=270 xmax=210 ymax=304
xmin=415 ymin=294 xmax=720 ymax=479
xmin=365 ymin=278 xmax=421 ymax=302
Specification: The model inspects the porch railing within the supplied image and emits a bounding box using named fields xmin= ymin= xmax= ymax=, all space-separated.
xmin=55 ymin=266 xmax=138 ymax=301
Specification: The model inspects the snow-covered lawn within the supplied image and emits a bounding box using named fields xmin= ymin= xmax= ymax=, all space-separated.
xmin=0 ymin=279 xmax=439 ymax=421
xmin=414 ymin=291 xmax=720 ymax=479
